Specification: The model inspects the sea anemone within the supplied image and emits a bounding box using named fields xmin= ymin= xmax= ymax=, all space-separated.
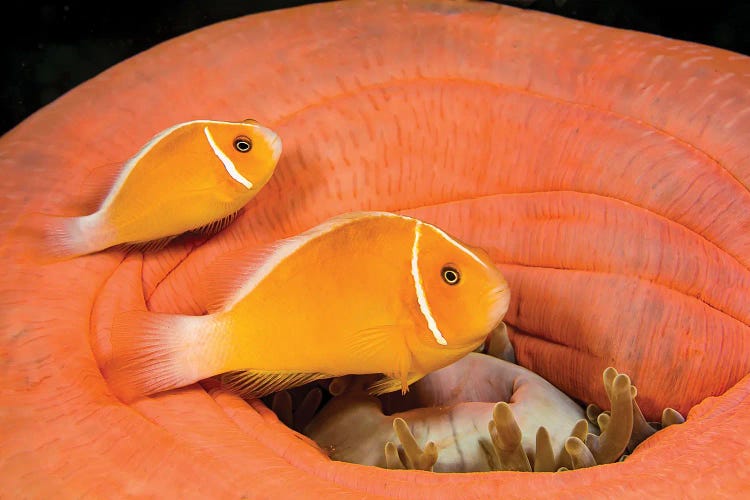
xmin=2 ymin=1 xmax=749 ymax=497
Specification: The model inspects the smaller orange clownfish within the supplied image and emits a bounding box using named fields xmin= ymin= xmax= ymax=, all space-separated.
xmin=39 ymin=119 xmax=282 ymax=259
xmin=104 ymin=212 xmax=512 ymax=402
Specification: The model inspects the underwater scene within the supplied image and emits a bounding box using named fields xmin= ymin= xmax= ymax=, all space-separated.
xmin=1 ymin=1 xmax=749 ymax=498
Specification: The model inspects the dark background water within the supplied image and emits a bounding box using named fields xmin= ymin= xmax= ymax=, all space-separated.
xmin=2 ymin=0 xmax=749 ymax=136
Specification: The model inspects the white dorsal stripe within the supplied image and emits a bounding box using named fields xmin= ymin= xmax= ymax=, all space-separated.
xmin=97 ymin=120 xmax=260 ymax=213
xmin=428 ymin=224 xmax=489 ymax=269
xmin=222 ymin=212 xmax=389 ymax=310
xmin=203 ymin=126 xmax=253 ymax=189
xmin=410 ymin=221 xmax=448 ymax=346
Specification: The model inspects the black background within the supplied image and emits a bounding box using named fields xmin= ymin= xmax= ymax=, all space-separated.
xmin=2 ymin=0 xmax=749 ymax=135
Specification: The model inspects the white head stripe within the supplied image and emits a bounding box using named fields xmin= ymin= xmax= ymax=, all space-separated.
xmin=203 ymin=126 xmax=253 ymax=189
xmin=411 ymin=221 xmax=448 ymax=346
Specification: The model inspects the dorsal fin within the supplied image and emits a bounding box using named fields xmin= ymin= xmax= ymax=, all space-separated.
xmin=73 ymin=161 xmax=126 ymax=214
xmin=202 ymin=212 xmax=387 ymax=312
xmin=95 ymin=121 xmax=198 ymax=214
xmin=202 ymin=243 xmax=281 ymax=313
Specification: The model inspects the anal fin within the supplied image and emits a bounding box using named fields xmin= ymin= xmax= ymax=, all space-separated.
xmin=221 ymin=370 xmax=333 ymax=399
xmin=115 ymin=210 xmax=242 ymax=256
xmin=190 ymin=210 xmax=242 ymax=237
xmin=119 ymin=235 xmax=178 ymax=255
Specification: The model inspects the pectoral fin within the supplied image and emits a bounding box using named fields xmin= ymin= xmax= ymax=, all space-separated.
xmin=345 ymin=324 xmax=414 ymax=393
xmin=368 ymin=372 xmax=426 ymax=396
xmin=221 ymin=370 xmax=333 ymax=399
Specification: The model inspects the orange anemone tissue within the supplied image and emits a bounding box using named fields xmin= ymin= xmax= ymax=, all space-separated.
xmin=1 ymin=1 xmax=749 ymax=498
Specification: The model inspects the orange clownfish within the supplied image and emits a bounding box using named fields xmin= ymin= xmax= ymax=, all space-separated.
xmin=105 ymin=212 xmax=511 ymax=401
xmin=40 ymin=119 xmax=282 ymax=259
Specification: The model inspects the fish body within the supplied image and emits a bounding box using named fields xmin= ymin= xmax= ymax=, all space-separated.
xmin=106 ymin=212 xmax=511 ymax=401
xmin=42 ymin=119 xmax=282 ymax=258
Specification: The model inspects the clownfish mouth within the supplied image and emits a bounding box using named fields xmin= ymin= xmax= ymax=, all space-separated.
xmin=258 ymin=325 xmax=684 ymax=473
xmin=489 ymin=284 xmax=511 ymax=328
xmin=269 ymin=137 xmax=283 ymax=163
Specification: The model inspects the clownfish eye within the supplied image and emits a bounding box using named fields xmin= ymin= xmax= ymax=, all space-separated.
xmin=233 ymin=136 xmax=253 ymax=153
xmin=441 ymin=266 xmax=460 ymax=285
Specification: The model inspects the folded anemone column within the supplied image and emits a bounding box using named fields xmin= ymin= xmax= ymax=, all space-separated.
xmin=1 ymin=1 xmax=749 ymax=497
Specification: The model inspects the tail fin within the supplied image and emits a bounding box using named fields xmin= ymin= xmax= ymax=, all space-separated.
xmin=41 ymin=213 xmax=90 ymax=260
xmin=16 ymin=212 xmax=93 ymax=263
xmin=103 ymin=311 xmax=220 ymax=402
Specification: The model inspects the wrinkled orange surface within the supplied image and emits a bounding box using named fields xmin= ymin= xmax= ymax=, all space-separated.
xmin=1 ymin=1 xmax=749 ymax=497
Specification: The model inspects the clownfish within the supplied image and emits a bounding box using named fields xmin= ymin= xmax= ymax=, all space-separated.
xmin=39 ymin=119 xmax=282 ymax=259
xmin=105 ymin=212 xmax=511 ymax=401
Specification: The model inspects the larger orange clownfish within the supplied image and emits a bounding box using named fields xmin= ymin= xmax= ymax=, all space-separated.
xmin=104 ymin=212 xmax=511 ymax=401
